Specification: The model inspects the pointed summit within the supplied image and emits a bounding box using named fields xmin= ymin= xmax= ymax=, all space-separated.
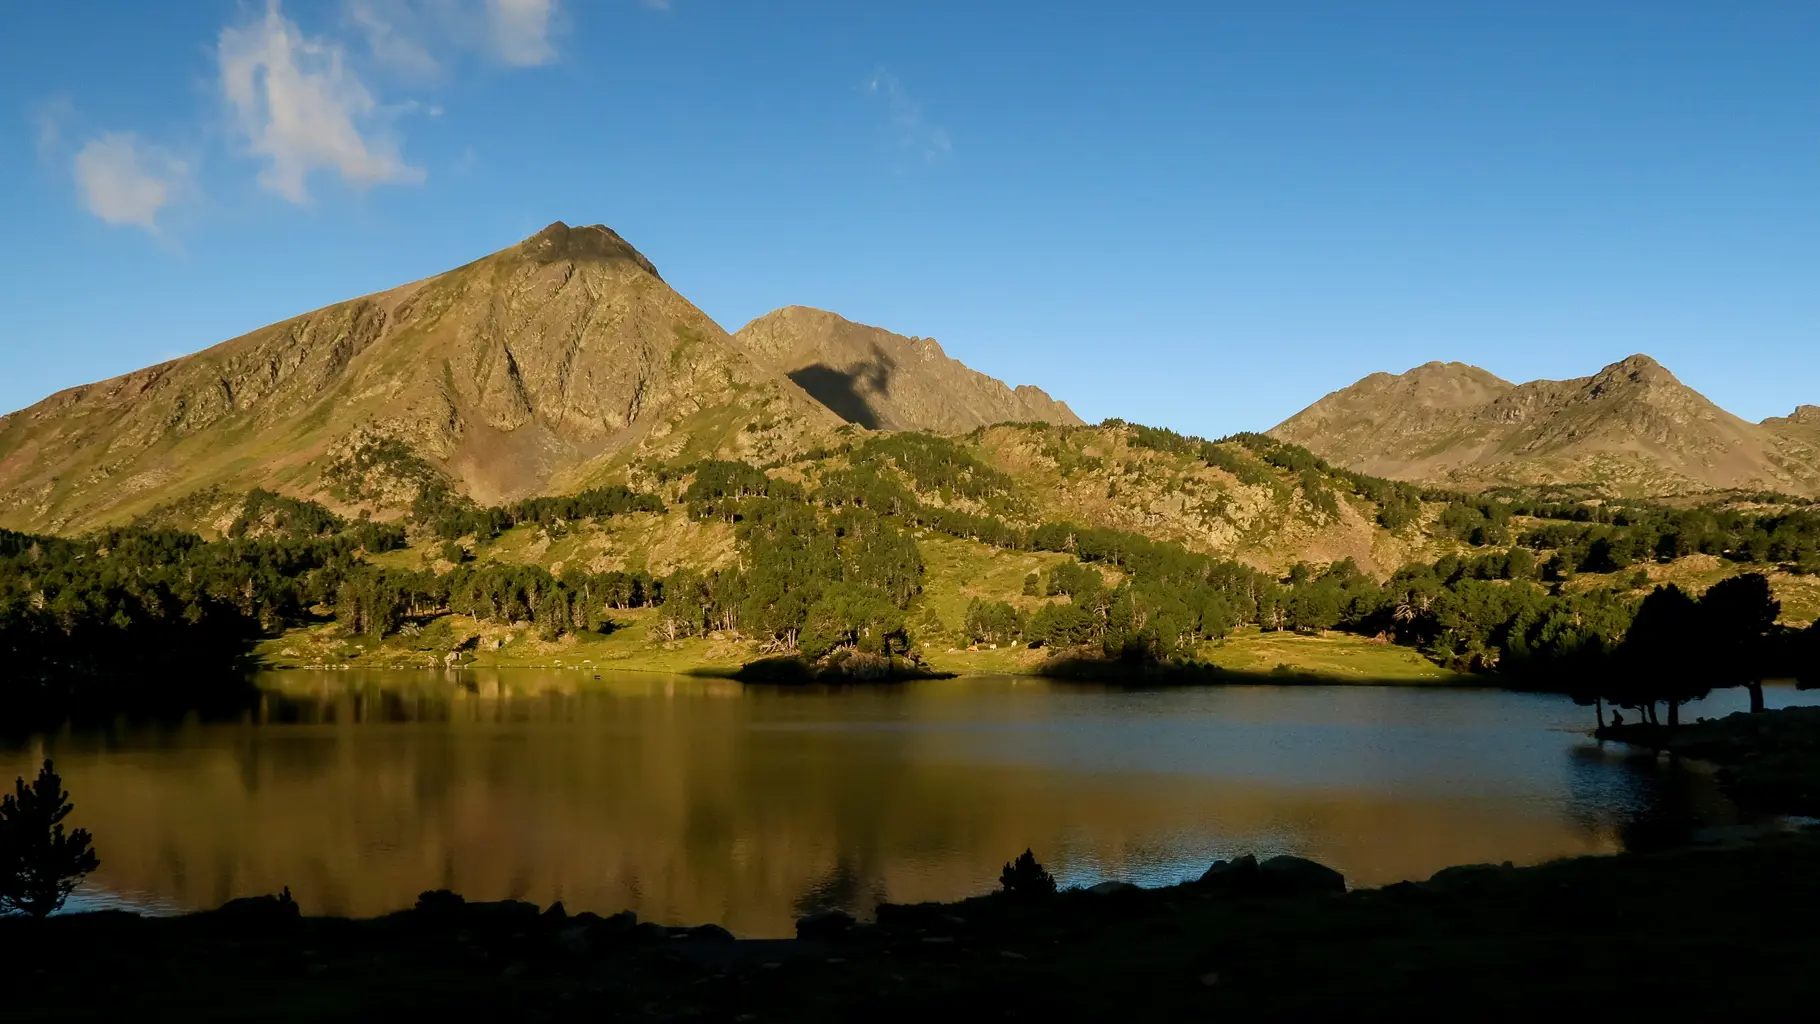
xmin=0 ymin=223 xmax=839 ymax=531
xmin=1272 ymin=355 xmax=1820 ymax=496
xmin=517 ymin=221 xmax=662 ymax=280
xmin=1588 ymin=353 xmax=1678 ymax=390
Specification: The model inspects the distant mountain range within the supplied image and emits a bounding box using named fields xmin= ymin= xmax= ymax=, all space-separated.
xmin=1271 ymin=356 xmax=1820 ymax=498
xmin=0 ymin=223 xmax=1077 ymax=533
xmin=1 ymin=222 xmax=1814 ymax=537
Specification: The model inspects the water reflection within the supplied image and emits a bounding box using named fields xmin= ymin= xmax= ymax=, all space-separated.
xmin=7 ymin=673 xmax=1812 ymax=936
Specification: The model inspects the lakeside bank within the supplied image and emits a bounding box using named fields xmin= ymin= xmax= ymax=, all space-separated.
xmin=7 ymin=835 xmax=1819 ymax=1020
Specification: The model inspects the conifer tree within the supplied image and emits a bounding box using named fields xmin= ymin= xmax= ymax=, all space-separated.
xmin=0 ymin=760 xmax=100 ymax=918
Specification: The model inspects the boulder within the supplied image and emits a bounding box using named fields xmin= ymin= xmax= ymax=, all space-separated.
xmin=213 ymin=887 xmax=301 ymax=922
xmin=1423 ymin=862 xmax=1516 ymax=893
xmin=1087 ymin=881 xmax=1139 ymax=896
xmin=686 ymin=923 xmax=736 ymax=943
xmin=1198 ymin=854 xmax=1262 ymax=893
xmin=796 ymin=909 xmax=858 ymax=940
xmin=599 ymin=909 xmax=638 ymax=933
xmin=630 ymin=921 xmax=672 ymax=943
xmin=1259 ymin=856 xmax=1346 ymax=895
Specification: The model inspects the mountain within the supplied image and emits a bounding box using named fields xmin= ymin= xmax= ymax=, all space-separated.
xmin=1270 ymin=355 xmax=1820 ymax=496
xmin=0 ymin=223 xmax=845 ymax=533
xmin=733 ymin=306 xmax=1082 ymax=432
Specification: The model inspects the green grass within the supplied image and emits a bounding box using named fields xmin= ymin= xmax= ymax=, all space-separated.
xmin=1202 ymin=627 xmax=1468 ymax=683
xmin=912 ymin=535 xmax=1084 ymax=639
xmin=255 ymin=608 xmax=754 ymax=675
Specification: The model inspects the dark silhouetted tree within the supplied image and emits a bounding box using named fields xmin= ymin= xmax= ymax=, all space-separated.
xmin=1701 ymin=573 xmax=1781 ymax=713
xmin=999 ymin=848 xmax=1057 ymax=899
xmin=1618 ymin=585 xmax=1710 ymax=727
xmin=1796 ymin=620 xmax=1820 ymax=690
xmin=0 ymin=760 xmax=100 ymax=918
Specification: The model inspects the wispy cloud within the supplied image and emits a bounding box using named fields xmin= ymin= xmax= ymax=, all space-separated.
xmin=486 ymin=0 xmax=558 ymax=66
xmin=219 ymin=0 xmax=424 ymax=203
xmin=345 ymin=0 xmax=562 ymax=74
xmin=864 ymin=69 xmax=951 ymax=165
xmin=344 ymin=0 xmax=443 ymax=79
xmin=32 ymin=96 xmax=77 ymax=162
xmin=38 ymin=0 xmax=561 ymax=228
xmin=72 ymin=133 xmax=191 ymax=231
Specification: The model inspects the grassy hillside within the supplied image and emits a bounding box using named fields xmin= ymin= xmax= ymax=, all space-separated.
xmin=11 ymin=421 xmax=1819 ymax=705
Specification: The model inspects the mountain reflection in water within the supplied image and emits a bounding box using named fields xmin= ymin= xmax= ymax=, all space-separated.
xmin=8 ymin=672 xmax=1811 ymax=937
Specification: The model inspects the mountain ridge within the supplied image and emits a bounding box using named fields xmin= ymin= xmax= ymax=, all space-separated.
xmin=0 ymin=224 xmax=1089 ymax=535
xmin=0 ymin=222 xmax=843 ymax=532
xmin=732 ymin=305 xmax=1082 ymax=433
xmin=1270 ymin=354 xmax=1820 ymax=497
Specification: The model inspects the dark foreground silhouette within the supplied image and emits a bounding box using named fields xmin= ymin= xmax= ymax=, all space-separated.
xmin=4 ymin=836 xmax=1819 ymax=1021
xmin=1601 ymin=704 xmax=1820 ymax=815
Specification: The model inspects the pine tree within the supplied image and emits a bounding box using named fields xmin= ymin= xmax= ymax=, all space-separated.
xmin=999 ymin=848 xmax=1057 ymax=898
xmin=0 ymin=760 xmax=100 ymax=918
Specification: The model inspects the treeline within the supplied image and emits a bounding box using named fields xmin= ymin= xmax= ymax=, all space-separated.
xmin=0 ymin=517 xmax=406 ymax=714
xmin=330 ymin=563 xmax=664 ymax=641
xmin=1569 ymin=574 xmax=1791 ymax=726
xmin=411 ymin=484 xmax=666 ymax=542
xmin=662 ymin=497 xmax=921 ymax=659
xmin=10 ymin=436 xmax=1820 ymax=711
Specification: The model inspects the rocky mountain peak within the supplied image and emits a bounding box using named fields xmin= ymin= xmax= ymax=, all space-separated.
xmin=517 ymin=221 xmax=662 ymax=280
xmin=1590 ymin=353 xmax=1678 ymax=390
xmin=1271 ymin=353 xmax=1820 ymax=496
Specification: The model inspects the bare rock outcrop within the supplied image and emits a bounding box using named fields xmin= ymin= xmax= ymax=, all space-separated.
xmin=733 ymin=306 xmax=1081 ymax=433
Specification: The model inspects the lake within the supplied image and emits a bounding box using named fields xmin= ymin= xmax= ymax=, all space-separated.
xmin=7 ymin=672 xmax=1814 ymax=936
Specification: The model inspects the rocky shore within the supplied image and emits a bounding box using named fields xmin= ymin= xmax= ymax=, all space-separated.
xmin=6 ymin=837 xmax=1820 ymax=1020
xmin=1599 ymin=704 xmax=1820 ymax=815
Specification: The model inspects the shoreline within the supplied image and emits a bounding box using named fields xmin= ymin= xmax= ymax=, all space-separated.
xmin=8 ymin=836 xmax=1819 ymax=1018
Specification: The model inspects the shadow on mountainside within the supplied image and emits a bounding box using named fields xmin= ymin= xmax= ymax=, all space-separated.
xmin=787 ymin=344 xmax=896 ymax=429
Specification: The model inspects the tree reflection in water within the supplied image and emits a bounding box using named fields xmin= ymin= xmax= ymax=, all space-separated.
xmin=6 ymin=672 xmax=1810 ymax=935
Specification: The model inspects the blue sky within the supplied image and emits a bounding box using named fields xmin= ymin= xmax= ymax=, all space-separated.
xmin=3 ymin=1 xmax=1816 ymax=433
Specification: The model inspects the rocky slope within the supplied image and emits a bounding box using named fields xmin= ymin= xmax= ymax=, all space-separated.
xmin=0 ymin=223 xmax=843 ymax=532
xmin=733 ymin=306 xmax=1081 ymax=432
xmin=1271 ymin=355 xmax=1820 ymax=496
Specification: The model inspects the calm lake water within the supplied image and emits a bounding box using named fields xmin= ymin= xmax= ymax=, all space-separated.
xmin=8 ymin=673 xmax=1816 ymax=936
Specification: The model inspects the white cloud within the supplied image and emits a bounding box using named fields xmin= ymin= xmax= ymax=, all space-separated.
xmin=343 ymin=0 xmax=561 ymax=74
xmin=73 ymin=133 xmax=190 ymax=231
xmin=864 ymin=69 xmax=951 ymax=165
xmin=345 ymin=0 xmax=443 ymax=79
xmin=219 ymin=0 xmax=424 ymax=203
xmin=486 ymin=0 xmax=557 ymax=66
